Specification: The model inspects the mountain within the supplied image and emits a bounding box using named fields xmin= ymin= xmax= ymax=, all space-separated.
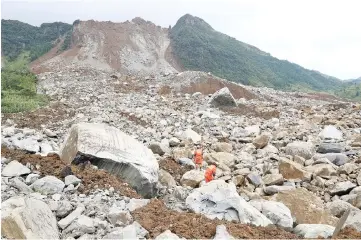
xmin=344 ymin=77 xmax=361 ymax=84
xmin=169 ymin=14 xmax=343 ymax=92
xmin=1 ymin=19 xmax=72 ymax=61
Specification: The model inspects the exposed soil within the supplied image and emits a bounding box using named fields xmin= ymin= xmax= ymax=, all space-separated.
xmin=30 ymin=39 xmax=64 ymax=74
xmin=337 ymin=227 xmax=361 ymax=239
xmin=119 ymin=110 xmax=148 ymax=127
xmin=220 ymin=104 xmax=280 ymax=120
xmin=132 ymin=199 xmax=298 ymax=239
xmin=181 ymin=76 xmax=257 ymax=100
xmin=1 ymin=147 xmax=140 ymax=198
xmin=159 ymin=158 xmax=192 ymax=183
xmin=1 ymin=102 xmax=75 ymax=130
xmin=113 ymin=76 xmax=146 ymax=94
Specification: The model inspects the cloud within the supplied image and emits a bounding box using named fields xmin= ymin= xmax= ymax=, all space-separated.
xmin=2 ymin=0 xmax=360 ymax=79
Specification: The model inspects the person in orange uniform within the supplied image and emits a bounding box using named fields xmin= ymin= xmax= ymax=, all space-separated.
xmin=193 ymin=144 xmax=204 ymax=170
xmin=205 ymin=164 xmax=217 ymax=183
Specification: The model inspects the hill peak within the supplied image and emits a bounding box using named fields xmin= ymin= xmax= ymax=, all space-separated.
xmin=177 ymin=14 xmax=213 ymax=30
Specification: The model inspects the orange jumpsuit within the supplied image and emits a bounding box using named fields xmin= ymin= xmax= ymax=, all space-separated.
xmin=205 ymin=165 xmax=216 ymax=183
xmin=194 ymin=149 xmax=203 ymax=167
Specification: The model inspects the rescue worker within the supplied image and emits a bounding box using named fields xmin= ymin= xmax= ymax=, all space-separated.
xmin=205 ymin=164 xmax=217 ymax=183
xmin=193 ymin=144 xmax=203 ymax=170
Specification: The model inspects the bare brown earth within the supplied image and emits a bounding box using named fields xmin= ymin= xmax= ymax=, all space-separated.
xmin=133 ymin=199 xmax=298 ymax=239
xmin=220 ymin=104 xmax=280 ymax=120
xmin=1 ymin=102 xmax=75 ymax=130
xmin=181 ymin=76 xmax=257 ymax=100
xmin=1 ymin=147 xmax=140 ymax=198
xmin=159 ymin=158 xmax=192 ymax=183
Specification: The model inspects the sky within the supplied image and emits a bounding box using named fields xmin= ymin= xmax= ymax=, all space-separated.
xmin=1 ymin=0 xmax=360 ymax=80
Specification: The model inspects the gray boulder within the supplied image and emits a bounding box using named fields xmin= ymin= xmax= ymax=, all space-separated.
xmin=317 ymin=142 xmax=343 ymax=154
xmin=186 ymin=180 xmax=272 ymax=226
xmin=250 ymin=200 xmax=293 ymax=229
xmin=213 ymin=225 xmax=235 ymax=240
xmin=293 ymin=224 xmax=335 ymax=238
xmin=329 ymin=181 xmax=356 ymax=196
xmin=344 ymin=208 xmax=361 ymax=232
xmin=2 ymin=160 xmax=31 ymax=177
xmin=208 ymin=87 xmax=237 ymax=107
xmin=31 ymin=176 xmax=65 ymax=195
xmin=155 ymin=230 xmax=180 ymax=240
xmin=181 ymin=170 xmax=205 ymax=188
xmin=159 ymin=169 xmax=177 ymax=188
xmin=285 ymin=141 xmax=314 ymax=159
xmin=59 ymin=123 xmax=159 ymax=198
xmin=1 ymin=196 xmax=59 ymax=239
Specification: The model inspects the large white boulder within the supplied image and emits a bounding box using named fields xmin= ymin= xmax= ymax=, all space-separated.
xmin=186 ymin=180 xmax=272 ymax=226
xmin=59 ymin=123 xmax=159 ymax=198
xmin=1 ymin=196 xmax=59 ymax=239
xmin=31 ymin=176 xmax=65 ymax=195
xmin=2 ymin=160 xmax=31 ymax=177
xmin=318 ymin=125 xmax=343 ymax=141
xmin=293 ymin=224 xmax=335 ymax=238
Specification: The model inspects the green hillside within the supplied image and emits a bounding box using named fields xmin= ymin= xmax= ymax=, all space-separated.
xmin=170 ymin=14 xmax=343 ymax=92
xmin=335 ymin=82 xmax=361 ymax=101
xmin=1 ymin=19 xmax=72 ymax=61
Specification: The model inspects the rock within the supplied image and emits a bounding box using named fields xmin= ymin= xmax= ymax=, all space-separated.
xmin=131 ymin=221 xmax=148 ymax=238
xmin=263 ymin=144 xmax=279 ymax=154
xmin=318 ymin=125 xmax=343 ymax=141
xmin=271 ymin=188 xmax=337 ymax=226
xmin=44 ymin=129 xmax=57 ymax=137
xmin=155 ymin=230 xmax=180 ymax=240
xmin=316 ymin=153 xmax=349 ymax=166
xmin=293 ymin=224 xmax=335 ymax=238
xmin=232 ymin=175 xmax=245 ymax=186
xmin=177 ymin=157 xmax=196 ymax=168
xmin=344 ymin=208 xmax=361 ymax=232
xmin=26 ymin=173 xmax=40 ymax=185
xmin=182 ymin=128 xmax=201 ymax=143
xmin=293 ymin=155 xmax=306 ymax=166
xmin=317 ymin=142 xmax=343 ymax=153
xmin=337 ymin=163 xmax=356 ymax=175
xmin=159 ymin=169 xmax=177 ymax=188
xmin=213 ymin=225 xmax=235 ymax=240
xmin=1 ymin=196 xmax=59 ymax=239
xmin=285 ymin=141 xmax=314 ymax=159
xmin=279 ymin=158 xmax=311 ymax=181
xmin=253 ymin=135 xmax=271 ymax=149
xmin=107 ymin=207 xmax=133 ymax=226
xmin=246 ymin=173 xmax=263 ymax=187
xmin=245 ymin=125 xmax=261 ymax=137
xmin=102 ymin=224 xmax=139 ymax=239
xmin=10 ymin=177 xmax=33 ymax=193
xmin=31 ymin=176 xmax=65 ymax=195
xmin=59 ymin=123 xmax=159 ymax=198
xmin=213 ymin=142 xmax=233 ymax=153
xmin=169 ymin=137 xmax=180 ymax=147
xmin=351 ymin=186 xmax=361 ymax=195
xmin=2 ymin=126 xmax=15 ymax=137
xmin=13 ymin=137 xmax=40 ymax=153
xmin=149 ymin=142 xmax=170 ymax=156
xmin=205 ymin=152 xmax=236 ymax=167
xmin=127 ymin=198 xmax=150 ymax=212
xmin=2 ymin=160 xmax=31 ymax=177
xmin=263 ymin=185 xmax=295 ymax=195
xmin=58 ymin=205 xmax=85 ymax=229
xmin=64 ymin=175 xmax=82 ymax=186
xmin=305 ymin=164 xmax=336 ymax=178
xmin=208 ymin=87 xmax=237 ymax=107
xmin=180 ymin=170 xmax=205 ymax=188
xmin=326 ymin=200 xmax=356 ymax=217
xmin=262 ymin=174 xmax=284 ymax=186
xmin=357 ymin=172 xmax=361 ymax=186
xmin=56 ymin=200 xmax=74 ymax=217
xmin=72 ymin=215 xmax=96 ymax=234
xmin=186 ymin=180 xmax=272 ymax=226
xmin=250 ymin=200 xmax=293 ymax=229
xmin=329 ymin=181 xmax=356 ymax=196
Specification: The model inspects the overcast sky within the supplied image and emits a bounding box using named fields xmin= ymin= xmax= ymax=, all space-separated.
xmin=2 ymin=0 xmax=360 ymax=80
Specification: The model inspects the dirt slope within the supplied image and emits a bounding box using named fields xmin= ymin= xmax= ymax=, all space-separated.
xmin=32 ymin=18 xmax=179 ymax=75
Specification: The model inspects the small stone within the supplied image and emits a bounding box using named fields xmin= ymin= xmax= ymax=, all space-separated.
xmin=107 ymin=207 xmax=133 ymax=226
xmin=253 ymin=135 xmax=271 ymax=149
xmin=155 ymin=230 xmax=180 ymax=240
xmin=246 ymin=173 xmax=263 ymax=187
xmin=56 ymin=200 xmax=73 ymax=218
xmin=262 ymin=174 xmax=284 ymax=186
xmin=64 ymin=175 xmax=82 ymax=186
xmin=127 ymin=199 xmax=150 ymax=212
xmin=329 ymin=181 xmax=356 ymax=196
xmin=25 ymin=173 xmax=40 ymax=185
xmin=58 ymin=205 xmax=85 ymax=229
xmin=44 ymin=129 xmax=57 ymax=137
xmin=31 ymin=176 xmax=65 ymax=195
xmin=169 ymin=137 xmax=180 ymax=147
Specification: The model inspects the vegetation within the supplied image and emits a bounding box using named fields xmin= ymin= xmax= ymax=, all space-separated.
xmin=1 ymin=19 xmax=72 ymax=61
xmin=335 ymin=82 xmax=361 ymax=101
xmin=1 ymin=53 xmax=48 ymax=113
xmin=170 ymin=14 xmax=343 ymax=93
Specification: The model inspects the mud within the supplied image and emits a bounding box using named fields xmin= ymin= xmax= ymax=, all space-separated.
xmin=1 ymin=102 xmax=75 ymax=130
xmin=1 ymin=147 xmax=140 ymax=198
xmin=159 ymin=158 xmax=192 ymax=183
xmin=132 ymin=199 xmax=298 ymax=239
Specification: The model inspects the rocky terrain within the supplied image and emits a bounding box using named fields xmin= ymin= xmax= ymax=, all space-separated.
xmin=2 ymin=58 xmax=361 ymax=239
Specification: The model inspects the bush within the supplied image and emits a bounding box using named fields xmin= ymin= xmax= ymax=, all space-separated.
xmin=1 ymin=53 xmax=49 ymax=113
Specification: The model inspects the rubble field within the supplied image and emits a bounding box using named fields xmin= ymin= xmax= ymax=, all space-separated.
xmin=1 ymin=147 xmax=140 ymax=198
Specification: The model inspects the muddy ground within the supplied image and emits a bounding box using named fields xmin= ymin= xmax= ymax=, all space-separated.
xmin=159 ymin=158 xmax=193 ymax=183
xmin=133 ymin=199 xmax=361 ymax=239
xmin=1 ymin=147 xmax=140 ymax=198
